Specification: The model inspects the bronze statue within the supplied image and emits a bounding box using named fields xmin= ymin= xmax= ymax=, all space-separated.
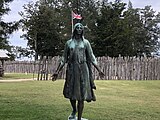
xmin=52 ymin=23 xmax=104 ymax=120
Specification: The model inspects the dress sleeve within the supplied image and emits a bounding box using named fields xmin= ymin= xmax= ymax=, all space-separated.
xmin=85 ymin=40 xmax=97 ymax=65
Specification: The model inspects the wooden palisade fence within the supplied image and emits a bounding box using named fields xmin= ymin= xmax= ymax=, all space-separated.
xmin=4 ymin=56 xmax=160 ymax=80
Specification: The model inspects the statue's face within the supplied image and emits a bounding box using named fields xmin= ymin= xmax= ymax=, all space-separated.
xmin=75 ymin=24 xmax=83 ymax=35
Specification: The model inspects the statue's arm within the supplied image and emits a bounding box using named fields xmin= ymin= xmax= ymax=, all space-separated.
xmin=86 ymin=40 xmax=104 ymax=78
xmin=52 ymin=42 xmax=69 ymax=80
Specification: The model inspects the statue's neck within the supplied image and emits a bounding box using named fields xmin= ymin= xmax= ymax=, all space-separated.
xmin=75 ymin=34 xmax=81 ymax=40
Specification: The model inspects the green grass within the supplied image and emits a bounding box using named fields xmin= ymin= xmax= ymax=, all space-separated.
xmin=0 ymin=73 xmax=38 ymax=80
xmin=0 ymin=80 xmax=160 ymax=120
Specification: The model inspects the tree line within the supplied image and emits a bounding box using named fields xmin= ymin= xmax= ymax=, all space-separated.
xmin=1 ymin=0 xmax=160 ymax=60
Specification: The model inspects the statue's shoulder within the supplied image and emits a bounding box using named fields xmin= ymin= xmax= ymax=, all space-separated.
xmin=66 ymin=39 xmax=72 ymax=45
xmin=67 ymin=39 xmax=72 ymax=42
xmin=83 ymin=39 xmax=90 ymax=46
xmin=83 ymin=39 xmax=89 ymax=44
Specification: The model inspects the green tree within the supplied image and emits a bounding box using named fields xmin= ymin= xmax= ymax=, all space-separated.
xmin=123 ymin=5 xmax=160 ymax=57
xmin=19 ymin=1 xmax=62 ymax=58
xmin=93 ymin=0 xmax=127 ymax=57
xmin=122 ymin=4 xmax=143 ymax=56
xmin=0 ymin=0 xmax=18 ymax=51
xmin=139 ymin=6 xmax=160 ymax=56
xmin=93 ymin=0 xmax=160 ymax=57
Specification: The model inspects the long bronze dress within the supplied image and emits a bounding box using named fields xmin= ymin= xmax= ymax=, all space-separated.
xmin=60 ymin=37 xmax=97 ymax=102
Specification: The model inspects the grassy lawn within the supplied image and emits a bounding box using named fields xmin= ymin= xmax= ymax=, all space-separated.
xmin=0 ymin=80 xmax=160 ymax=120
xmin=0 ymin=73 xmax=38 ymax=80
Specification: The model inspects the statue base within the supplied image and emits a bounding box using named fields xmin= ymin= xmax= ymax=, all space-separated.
xmin=68 ymin=117 xmax=88 ymax=120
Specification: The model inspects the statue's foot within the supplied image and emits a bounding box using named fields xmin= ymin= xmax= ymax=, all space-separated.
xmin=68 ymin=112 xmax=76 ymax=120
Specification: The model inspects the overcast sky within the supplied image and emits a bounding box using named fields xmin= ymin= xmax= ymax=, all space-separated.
xmin=2 ymin=0 xmax=160 ymax=48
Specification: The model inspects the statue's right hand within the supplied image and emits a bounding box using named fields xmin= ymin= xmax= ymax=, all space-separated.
xmin=51 ymin=72 xmax=58 ymax=81
xmin=99 ymin=71 xmax=105 ymax=79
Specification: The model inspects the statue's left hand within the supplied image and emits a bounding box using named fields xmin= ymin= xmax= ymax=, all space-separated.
xmin=99 ymin=71 xmax=105 ymax=79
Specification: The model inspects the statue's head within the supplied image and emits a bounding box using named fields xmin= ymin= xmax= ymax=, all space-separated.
xmin=72 ymin=23 xmax=84 ymax=39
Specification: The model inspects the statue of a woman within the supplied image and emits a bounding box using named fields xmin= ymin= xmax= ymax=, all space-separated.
xmin=52 ymin=23 xmax=104 ymax=120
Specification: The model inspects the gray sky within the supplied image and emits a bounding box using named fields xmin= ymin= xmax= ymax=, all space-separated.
xmin=2 ymin=0 xmax=160 ymax=48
